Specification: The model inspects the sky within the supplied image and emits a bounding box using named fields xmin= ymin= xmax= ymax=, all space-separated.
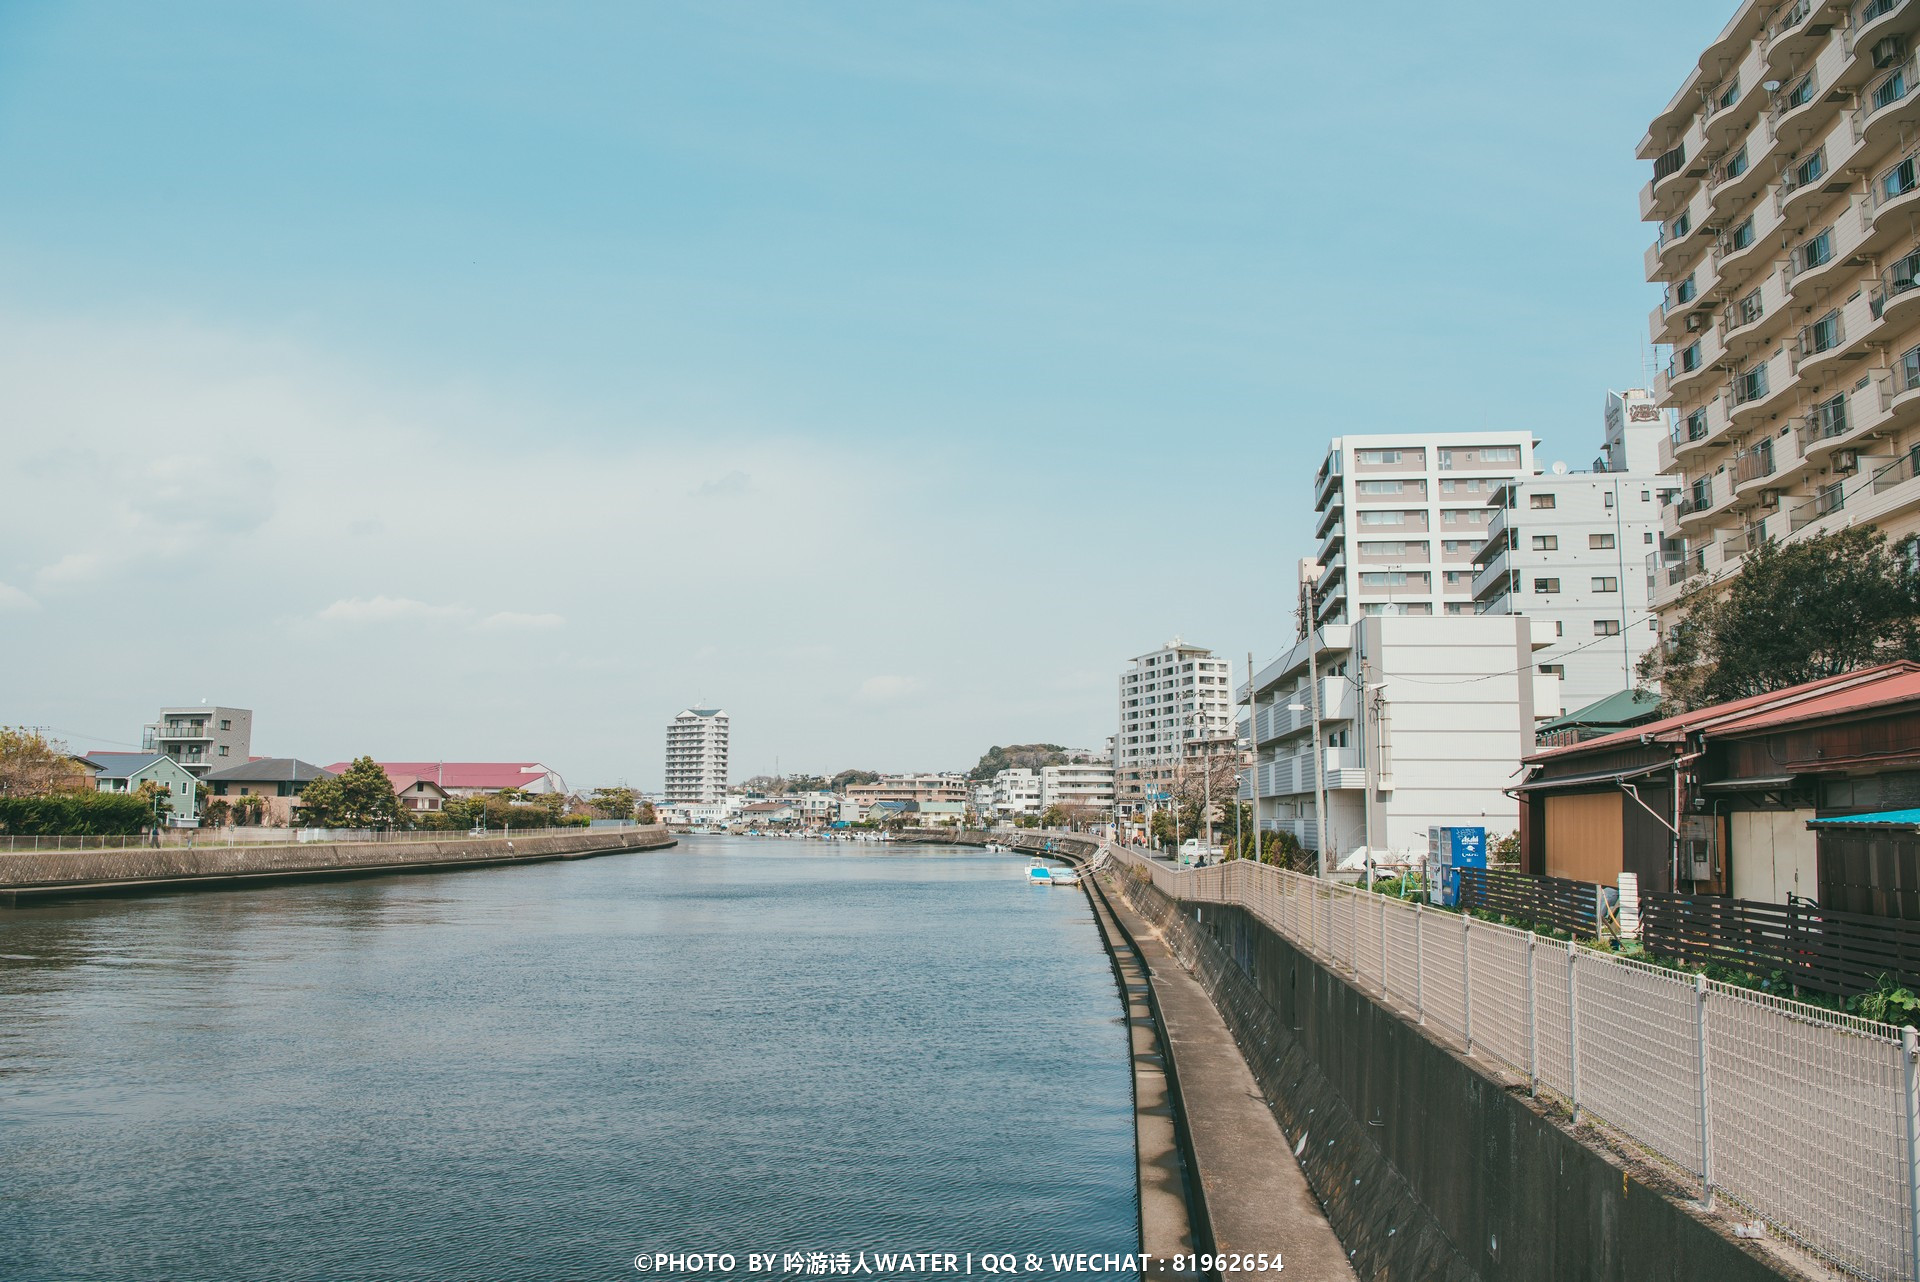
xmin=0 ymin=1 xmax=1736 ymax=790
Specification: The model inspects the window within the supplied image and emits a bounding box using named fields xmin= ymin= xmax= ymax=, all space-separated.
xmin=1685 ymin=407 xmax=1709 ymax=441
xmin=1444 ymin=570 xmax=1472 ymax=585
xmin=1355 ymin=448 xmax=1407 ymax=465
xmin=1359 ymin=541 xmax=1408 ymax=556
xmin=1358 ymin=510 xmax=1408 ymax=526
xmin=1589 ymin=533 xmax=1616 ymax=549
xmin=1479 ymin=446 xmax=1521 ymax=464
xmin=1592 ymin=576 xmax=1620 ymax=592
xmin=1529 ymin=493 xmax=1557 ymax=509
xmin=1531 ymin=534 xmax=1558 ymax=550
xmin=1555 ymin=620 xmax=1564 ymax=637
xmin=1534 ymin=578 xmax=1561 ymax=594
xmin=1735 ymin=362 xmax=1770 ymax=405
xmin=1884 ymin=155 xmax=1918 ymax=203
xmin=1807 ymin=310 xmax=1841 ymax=354
xmin=1594 ymin=620 xmax=1622 ymax=636
xmin=1361 ymin=571 xmax=1410 ymax=586
xmin=1724 ymin=146 xmax=1749 ymax=181
xmin=1358 ymin=480 xmax=1403 ymax=495
xmin=1794 ymin=150 xmax=1823 ymax=190
xmin=1680 ymin=340 xmax=1702 ymax=372
xmin=1717 ymin=77 xmax=1740 ymax=111
xmin=1644 ymin=532 xmax=1654 ymax=544
xmin=1736 ymin=288 xmax=1764 ymax=326
xmin=1731 ymin=216 xmax=1756 ymax=251
xmin=1539 ymin=664 xmax=1565 ymax=677
xmin=1874 ymin=63 xmax=1908 ymax=112
xmin=1671 ymin=210 xmax=1692 ymax=241
xmin=219 ymin=719 xmax=232 ymax=731
xmin=218 ymin=746 xmax=229 ymax=757
xmin=1641 ymin=489 xmax=1651 ymax=502
xmin=1787 ymin=74 xmax=1814 ymax=110
xmin=1675 ymin=274 xmax=1697 ymax=305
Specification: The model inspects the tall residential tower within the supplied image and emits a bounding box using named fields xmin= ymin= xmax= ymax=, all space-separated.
xmin=1116 ymin=639 xmax=1234 ymax=816
xmin=665 ymin=708 xmax=729 ymax=805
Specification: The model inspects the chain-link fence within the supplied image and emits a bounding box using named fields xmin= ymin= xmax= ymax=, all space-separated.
xmin=1107 ymin=847 xmax=1920 ymax=1282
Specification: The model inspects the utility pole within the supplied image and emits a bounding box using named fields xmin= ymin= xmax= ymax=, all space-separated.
xmin=1302 ymin=569 xmax=1329 ymax=879
xmin=1245 ymin=649 xmax=1257 ymax=862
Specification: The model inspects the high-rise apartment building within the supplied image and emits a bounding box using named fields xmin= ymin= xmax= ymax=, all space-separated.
xmin=1116 ymin=639 xmax=1234 ymax=814
xmin=142 ymin=705 xmax=252 ymax=777
xmin=664 ymin=708 xmax=729 ymax=805
xmin=1640 ymin=1 xmax=1920 ymax=623
xmin=1312 ymin=433 xmax=1536 ymax=629
xmin=1471 ymin=391 xmax=1684 ymax=715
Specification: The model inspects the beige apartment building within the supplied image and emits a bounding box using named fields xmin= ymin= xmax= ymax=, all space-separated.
xmin=1640 ymin=0 xmax=1920 ymax=622
xmin=1311 ymin=433 xmax=1536 ymax=629
xmin=1116 ymin=639 xmax=1234 ymax=814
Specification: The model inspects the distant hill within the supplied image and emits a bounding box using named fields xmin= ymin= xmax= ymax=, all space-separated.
xmin=967 ymin=744 xmax=1067 ymax=781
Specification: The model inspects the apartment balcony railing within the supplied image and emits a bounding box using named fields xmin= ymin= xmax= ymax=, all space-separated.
xmin=1853 ymin=52 xmax=1918 ymax=140
xmin=1874 ymin=443 xmax=1920 ymax=492
xmin=1734 ymin=439 xmax=1777 ymax=485
xmin=1788 ymin=482 xmax=1848 ymax=532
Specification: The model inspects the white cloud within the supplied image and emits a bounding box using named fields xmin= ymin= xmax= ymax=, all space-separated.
xmin=36 ymin=552 xmax=107 ymax=587
xmin=479 ymin=611 xmax=566 ymax=630
xmin=857 ymin=675 xmax=919 ymax=702
xmin=0 ymin=582 xmax=40 ymax=611
xmin=317 ymin=595 xmax=471 ymax=624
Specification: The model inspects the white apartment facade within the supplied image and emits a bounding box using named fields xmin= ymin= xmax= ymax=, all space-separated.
xmin=664 ymin=707 xmax=730 ymax=805
xmin=1116 ymin=640 xmax=1234 ymax=813
xmin=1471 ymin=393 xmax=1684 ymax=716
xmin=1312 ymin=433 xmax=1536 ymax=628
xmin=1040 ymin=762 xmax=1115 ymax=813
xmin=1640 ymin=0 xmax=1920 ymax=625
xmin=1240 ymin=614 xmax=1539 ymax=871
xmin=990 ymin=768 xmax=1043 ymax=818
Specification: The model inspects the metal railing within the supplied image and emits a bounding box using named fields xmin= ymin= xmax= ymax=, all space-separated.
xmin=1106 ymin=849 xmax=1918 ymax=1282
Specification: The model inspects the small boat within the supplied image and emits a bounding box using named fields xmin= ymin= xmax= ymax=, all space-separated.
xmin=1026 ymin=863 xmax=1080 ymax=886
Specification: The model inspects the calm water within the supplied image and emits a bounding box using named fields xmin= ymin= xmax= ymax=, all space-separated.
xmin=0 ymin=837 xmax=1137 ymax=1281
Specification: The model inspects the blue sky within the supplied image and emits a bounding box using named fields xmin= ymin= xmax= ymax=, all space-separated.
xmin=0 ymin=1 xmax=1733 ymax=787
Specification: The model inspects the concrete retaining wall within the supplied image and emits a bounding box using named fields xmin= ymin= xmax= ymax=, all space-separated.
xmin=0 ymin=825 xmax=677 ymax=903
xmin=1108 ymin=871 xmax=1798 ymax=1282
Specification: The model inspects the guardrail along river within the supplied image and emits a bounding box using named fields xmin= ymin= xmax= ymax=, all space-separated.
xmin=0 ymin=836 xmax=1137 ymax=1281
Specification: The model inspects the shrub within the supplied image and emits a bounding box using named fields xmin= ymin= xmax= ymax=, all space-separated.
xmin=0 ymin=791 xmax=155 ymax=835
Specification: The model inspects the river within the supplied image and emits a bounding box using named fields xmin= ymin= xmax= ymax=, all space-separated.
xmin=0 ymin=836 xmax=1138 ymax=1281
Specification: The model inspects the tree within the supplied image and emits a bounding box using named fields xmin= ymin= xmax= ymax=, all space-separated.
xmin=637 ymin=800 xmax=658 ymax=824
xmin=299 ymin=757 xmax=403 ymax=828
xmin=1038 ymin=803 xmax=1070 ymax=829
xmin=967 ymin=744 xmax=1068 ymax=782
xmin=830 ymin=769 xmax=880 ymax=791
xmin=0 ymin=728 xmax=90 ymax=796
xmin=589 ymin=787 xmax=637 ymax=819
xmin=1639 ymin=528 xmax=1920 ymax=711
xmin=133 ymin=778 xmax=172 ymax=822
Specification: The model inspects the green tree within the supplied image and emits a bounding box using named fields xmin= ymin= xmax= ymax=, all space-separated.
xmin=967 ymin=744 xmax=1068 ymax=782
xmin=133 ymin=778 xmax=172 ymax=822
xmin=589 ymin=787 xmax=637 ymax=819
xmin=830 ymin=769 xmax=880 ymax=791
xmin=299 ymin=757 xmax=403 ymax=828
xmin=1639 ymin=528 xmax=1920 ymax=711
xmin=637 ymin=800 xmax=658 ymax=824
xmin=1038 ymin=803 xmax=1070 ymax=829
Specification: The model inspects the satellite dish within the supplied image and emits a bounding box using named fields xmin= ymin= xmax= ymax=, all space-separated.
xmin=1551 ymin=461 xmax=1569 ymax=475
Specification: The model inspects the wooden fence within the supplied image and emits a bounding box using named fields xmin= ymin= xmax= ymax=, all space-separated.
xmin=1641 ymin=892 xmax=1920 ymax=999
xmin=1457 ymin=866 xmax=1605 ymax=937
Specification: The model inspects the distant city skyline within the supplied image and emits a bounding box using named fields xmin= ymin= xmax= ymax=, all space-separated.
xmin=0 ymin=2 xmax=1737 ymax=786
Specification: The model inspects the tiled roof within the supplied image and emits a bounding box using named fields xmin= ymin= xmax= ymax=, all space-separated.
xmin=200 ymin=757 xmax=333 ymax=784
xmin=1527 ymin=663 xmax=1920 ymax=762
xmin=322 ymin=762 xmax=559 ymax=789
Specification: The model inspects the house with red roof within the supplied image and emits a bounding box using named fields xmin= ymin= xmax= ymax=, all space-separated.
xmin=1515 ymin=662 xmax=1920 ymax=911
xmin=321 ymin=762 xmax=568 ymax=800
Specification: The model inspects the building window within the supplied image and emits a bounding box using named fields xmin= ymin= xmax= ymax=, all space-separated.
xmin=219 ymin=719 xmax=232 ymax=731
xmin=1685 ymin=407 xmax=1708 ymax=441
xmin=1554 ymin=620 xmax=1564 ymax=637
xmin=1885 ymin=154 xmax=1918 ymax=203
xmin=1590 ymin=533 xmax=1616 ymax=549
xmin=1529 ymin=493 xmax=1557 ymax=509
xmin=1724 ymin=146 xmax=1749 ymax=181
xmin=1595 ymin=620 xmax=1622 ymax=636
xmin=1534 ymin=578 xmax=1560 ymax=594
xmin=1538 ymin=664 xmax=1565 ymax=677
xmin=1358 ymin=480 xmax=1405 ymax=495
xmin=1787 ymin=74 xmax=1814 ymax=110
xmin=1736 ymin=289 xmax=1763 ymax=326
xmin=1355 ymin=448 xmax=1404 ymax=465
xmin=1730 ymin=216 xmax=1756 ymax=251
xmin=1531 ymin=534 xmax=1558 ymax=550
xmin=1358 ymin=510 xmax=1407 ymax=526
xmin=1480 ymin=447 xmax=1521 ymax=464
xmin=1794 ymin=150 xmax=1823 ymax=189
xmin=1604 ymin=491 xmax=1615 ymax=509
xmin=218 ymin=746 xmax=229 ymax=757
xmin=1644 ymin=531 xmax=1654 ymax=543
xmin=1592 ymin=576 xmax=1619 ymax=592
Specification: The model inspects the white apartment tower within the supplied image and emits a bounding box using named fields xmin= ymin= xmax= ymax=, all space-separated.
xmin=1640 ymin=0 xmax=1920 ymax=626
xmin=664 ymin=708 xmax=729 ymax=805
xmin=1116 ymin=639 xmax=1234 ymax=814
xmin=1312 ymin=433 xmax=1536 ymax=629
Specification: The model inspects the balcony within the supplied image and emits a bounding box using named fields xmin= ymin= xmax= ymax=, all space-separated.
xmin=1869 ymin=146 xmax=1920 ymax=237
xmin=1792 ymin=311 xmax=1848 ymax=376
xmin=1728 ymin=354 xmax=1793 ymax=427
xmin=1641 ymin=141 xmax=1691 ymax=222
xmin=1855 ymin=54 xmax=1920 ymax=152
xmin=1313 ymin=495 xmax=1343 ymax=540
xmin=1788 ymin=481 xmax=1849 ymax=532
xmin=1733 ymin=438 xmax=1777 ymax=488
xmin=1853 ymin=0 xmax=1915 ymax=60
xmin=1317 ymin=521 xmax=1344 ymax=563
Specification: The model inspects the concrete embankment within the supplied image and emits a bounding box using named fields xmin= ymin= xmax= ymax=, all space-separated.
xmin=0 ymin=825 xmax=677 ymax=905
xmin=1106 ymin=868 xmax=1808 ymax=1282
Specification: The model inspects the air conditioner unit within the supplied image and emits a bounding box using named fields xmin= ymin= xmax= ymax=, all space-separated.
xmin=1835 ymin=449 xmax=1860 ymax=474
xmin=1686 ymin=313 xmax=1707 ymax=332
xmin=1874 ymin=36 xmax=1908 ymax=69
xmin=1758 ymin=489 xmax=1781 ymax=510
